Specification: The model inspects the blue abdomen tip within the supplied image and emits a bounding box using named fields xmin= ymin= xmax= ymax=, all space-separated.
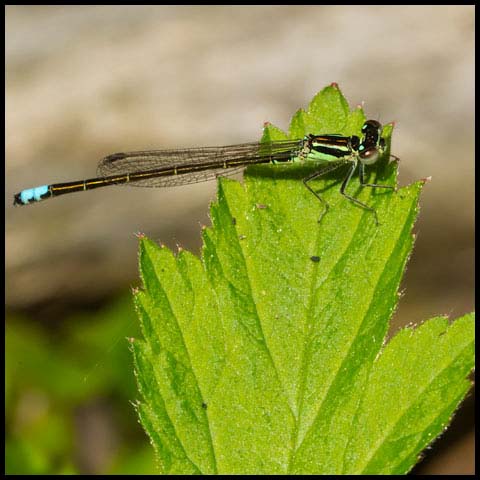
xmin=17 ymin=185 xmax=50 ymax=205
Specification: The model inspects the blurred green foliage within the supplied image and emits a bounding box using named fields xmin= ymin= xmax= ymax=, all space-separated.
xmin=5 ymin=295 xmax=158 ymax=474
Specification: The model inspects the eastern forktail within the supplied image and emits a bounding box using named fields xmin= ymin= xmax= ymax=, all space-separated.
xmin=13 ymin=120 xmax=396 ymax=224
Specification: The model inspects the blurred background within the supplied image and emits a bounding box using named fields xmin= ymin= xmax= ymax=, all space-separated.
xmin=6 ymin=5 xmax=474 ymax=475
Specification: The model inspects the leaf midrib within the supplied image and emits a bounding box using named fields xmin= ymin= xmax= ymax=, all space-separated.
xmin=288 ymin=205 xmax=370 ymax=470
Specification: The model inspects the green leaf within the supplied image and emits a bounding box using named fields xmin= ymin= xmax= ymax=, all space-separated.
xmin=343 ymin=313 xmax=474 ymax=474
xmin=131 ymin=85 xmax=475 ymax=474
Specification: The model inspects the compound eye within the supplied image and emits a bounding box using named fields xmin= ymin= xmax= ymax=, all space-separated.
xmin=360 ymin=147 xmax=380 ymax=165
xmin=364 ymin=119 xmax=382 ymax=130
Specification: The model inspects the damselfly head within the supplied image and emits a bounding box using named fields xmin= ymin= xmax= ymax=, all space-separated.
xmin=358 ymin=120 xmax=386 ymax=164
xmin=362 ymin=119 xmax=382 ymax=132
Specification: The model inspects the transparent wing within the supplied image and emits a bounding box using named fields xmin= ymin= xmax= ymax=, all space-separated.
xmin=124 ymin=165 xmax=247 ymax=188
xmin=97 ymin=140 xmax=303 ymax=188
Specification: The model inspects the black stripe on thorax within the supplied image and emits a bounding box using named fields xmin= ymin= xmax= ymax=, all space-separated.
xmin=310 ymin=135 xmax=350 ymax=147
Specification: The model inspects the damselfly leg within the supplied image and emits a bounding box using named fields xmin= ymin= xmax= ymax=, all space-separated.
xmin=304 ymin=157 xmax=396 ymax=226
xmin=302 ymin=161 xmax=347 ymax=223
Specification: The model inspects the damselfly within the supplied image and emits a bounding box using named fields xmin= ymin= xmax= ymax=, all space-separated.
xmin=13 ymin=120 xmax=396 ymax=224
